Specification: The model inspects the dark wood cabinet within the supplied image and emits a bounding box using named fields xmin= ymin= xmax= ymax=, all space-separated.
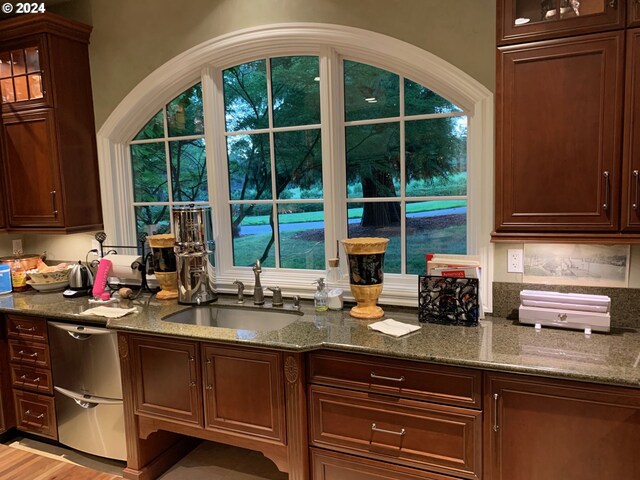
xmin=6 ymin=314 xmax=55 ymax=439
xmin=130 ymin=335 xmax=203 ymax=427
xmin=485 ymin=372 xmax=640 ymax=480
xmin=629 ymin=0 xmax=640 ymax=27
xmin=202 ymin=344 xmax=285 ymax=443
xmin=495 ymin=31 xmax=624 ymax=236
xmin=498 ymin=0 xmax=625 ymax=45
xmin=0 ymin=13 xmax=102 ymax=233
xmin=308 ymin=351 xmax=483 ymax=480
xmin=622 ymin=27 xmax=640 ymax=230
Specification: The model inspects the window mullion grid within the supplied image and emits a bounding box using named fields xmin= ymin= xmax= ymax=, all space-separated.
xmin=162 ymin=106 xmax=174 ymax=216
xmin=265 ymin=57 xmax=281 ymax=269
xmin=330 ymin=52 xmax=349 ymax=249
xmin=205 ymin=64 xmax=235 ymax=274
xmin=399 ymin=76 xmax=406 ymax=275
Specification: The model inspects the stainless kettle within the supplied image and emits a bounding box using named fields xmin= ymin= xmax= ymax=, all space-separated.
xmin=69 ymin=261 xmax=93 ymax=290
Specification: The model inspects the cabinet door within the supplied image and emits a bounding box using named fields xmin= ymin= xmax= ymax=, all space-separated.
xmin=0 ymin=36 xmax=50 ymax=113
xmin=130 ymin=335 xmax=203 ymax=427
xmin=495 ymin=32 xmax=624 ymax=234
xmin=629 ymin=0 xmax=640 ymax=27
xmin=202 ymin=344 xmax=285 ymax=443
xmin=622 ymin=28 xmax=640 ymax=230
xmin=498 ymin=0 xmax=625 ymax=45
xmin=2 ymin=109 xmax=64 ymax=227
xmin=485 ymin=373 xmax=640 ymax=480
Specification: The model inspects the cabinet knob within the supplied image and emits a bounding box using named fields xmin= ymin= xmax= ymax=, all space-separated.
xmin=189 ymin=381 xmax=196 ymax=387
xmin=206 ymin=384 xmax=213 ymax=390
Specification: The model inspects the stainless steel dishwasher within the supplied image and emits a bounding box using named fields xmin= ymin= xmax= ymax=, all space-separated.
xmin=48 ymin=321 xmax=126 ymax=461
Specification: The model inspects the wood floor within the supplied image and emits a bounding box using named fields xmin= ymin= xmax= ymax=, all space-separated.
xmin=0 ymin=443 xmax=122 ymax=480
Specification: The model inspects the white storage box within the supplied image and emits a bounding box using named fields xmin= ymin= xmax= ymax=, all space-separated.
xmin=519 ymin=305 xmax=611 ymax=333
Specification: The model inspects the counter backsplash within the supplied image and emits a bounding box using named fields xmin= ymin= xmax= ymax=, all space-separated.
xmin=492 ymin=282 xmax=640 ymax=330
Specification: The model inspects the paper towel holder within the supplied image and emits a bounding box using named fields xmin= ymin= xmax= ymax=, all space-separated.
xmin=92 ymin=231 xmax=158 ymax=296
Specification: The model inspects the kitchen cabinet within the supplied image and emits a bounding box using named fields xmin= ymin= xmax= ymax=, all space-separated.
xmin=485 ymin=372 xmax=640 ymax=480
xmin=121 ymin=332 xmax=305 ymax=479
xmin=5 ymin=314 xmax=56 ymax=439
xmin=498 ymin=0 xmax=624 ymax=45
xmin=495 ymin=31 xmax=624 ymax=236
xmin=202 ymin=344 xmax=285 ymax=442
xmin=130 ymin=335 xmax=202 ymax=427
xmin=307 ymin=351 xmax=483 ymax=480
xmin=622 ymin=27 xmax=640 ymax=229
xmin=0 ymin=13 xmax=102 ymax=233
xmin=629 ymin=0 xmax=640 ymax=27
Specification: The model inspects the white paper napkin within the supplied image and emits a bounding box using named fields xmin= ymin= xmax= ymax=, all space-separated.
xmin=78 ymin=306 xmax=138 ymax=319
xmin=367 ymin=318 xmax=421 ymax=337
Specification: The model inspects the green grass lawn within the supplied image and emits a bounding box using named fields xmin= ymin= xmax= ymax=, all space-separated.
xmin=232 ymin=223 xmax=466 ymax=272
xmin=239 ymin=200 xmax=467 ymax=226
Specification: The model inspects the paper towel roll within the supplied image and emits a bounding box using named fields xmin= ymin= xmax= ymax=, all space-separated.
xmin=104 ymin=254 xmax=143 ymax=283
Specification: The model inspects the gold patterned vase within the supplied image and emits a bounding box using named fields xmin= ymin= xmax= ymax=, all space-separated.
xmin=148 ymin=234 xmax=178 ymax=300
xmin=341 ymin=237 xmax=389 ymax=319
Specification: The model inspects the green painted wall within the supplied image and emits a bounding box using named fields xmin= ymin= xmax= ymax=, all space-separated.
xmin=50 ymin=0 xmax=496 ymax=129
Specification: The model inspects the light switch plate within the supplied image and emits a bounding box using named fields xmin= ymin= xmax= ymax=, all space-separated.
xmin=507 ymin=249 xmax=524 ymax=273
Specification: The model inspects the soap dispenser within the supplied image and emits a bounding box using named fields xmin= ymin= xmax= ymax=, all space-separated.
xmin=314 ymin=278 xmax=328 ymax=312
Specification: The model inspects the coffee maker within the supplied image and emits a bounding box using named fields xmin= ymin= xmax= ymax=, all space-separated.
xmin=172 ymin=205 xmax=218 ymax=305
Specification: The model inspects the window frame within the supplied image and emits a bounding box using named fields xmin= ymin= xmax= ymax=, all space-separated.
xmin=98 ymin=24 xmax=494 ymax=311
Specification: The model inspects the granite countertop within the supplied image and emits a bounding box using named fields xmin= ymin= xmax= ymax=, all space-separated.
xmin=0 ymin=290 xmax=638 ymax=389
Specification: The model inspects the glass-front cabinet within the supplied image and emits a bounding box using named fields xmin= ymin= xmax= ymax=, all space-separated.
xmin=498 ymin=0 xmax=625 ymax=44
xmin=0 ymin=37 xmax=48 ymax=111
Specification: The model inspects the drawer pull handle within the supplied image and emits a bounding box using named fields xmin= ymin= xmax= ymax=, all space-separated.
xmin=371 ymin=423 xmax=406 ymax=436
xmin=50 ymin=190 xmax=58 ymax=216
xmin=633 ymin=170 xmax=639 ymax=210
xmin=19 ymin=375 xmax=41 ymax=383
xmin=15 ymin=325 xmax=36 ymax=332
xmin=370 ymin=372 xmax=405 ymax=383
xmin=493 ymin=393 xmax=500 ymax=432
xmin=603 ymin=171 xmax=610 ymax=211
xmin=18 ymin=350 xmax=38 ymax=358
xmin=23 ymin=410 xmax=45 ymax=420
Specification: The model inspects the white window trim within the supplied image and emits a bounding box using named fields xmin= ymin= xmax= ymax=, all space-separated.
xmin=96 ymin=23 xmax=494 ymax=311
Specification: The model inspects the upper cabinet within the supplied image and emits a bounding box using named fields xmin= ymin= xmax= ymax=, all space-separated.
xmin=0 ymin=13 xmax=102 ymax=233
xmin=494 ymin=0 xmax=640 ymax=242
xmin=629 ymin=0 xmax=640 ymax=26
xmin=498 ymin=0 xmax=625 ymax=45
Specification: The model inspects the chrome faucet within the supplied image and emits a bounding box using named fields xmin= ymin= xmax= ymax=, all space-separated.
xmin=267 ymin=287 xmax=283 ymax=307
xmin=252 ymin=260 xmax=264 ymax=305
xmin=233 ymin=280 xmax=245 ymax=304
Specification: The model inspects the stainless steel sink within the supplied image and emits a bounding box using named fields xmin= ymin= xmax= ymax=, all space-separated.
xmin=163 ymin=305 xmax=303 ymax=331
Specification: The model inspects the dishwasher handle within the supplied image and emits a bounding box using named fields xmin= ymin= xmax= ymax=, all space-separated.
xmin=48 ymin=321 xmax=111 ymax=340
xmin=54 ymin=386 xmax=122 ymax=409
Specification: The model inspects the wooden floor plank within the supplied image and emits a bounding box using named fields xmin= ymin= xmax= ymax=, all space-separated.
xmin=0 ymin=444 xmax=122 ymax=479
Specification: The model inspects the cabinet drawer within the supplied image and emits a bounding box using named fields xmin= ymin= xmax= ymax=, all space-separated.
xmin=311 ymin=448 xmax=461 ymax=480
xmin=10 ymin=365 xmax=53 ymax=394
xmin=13 ymin=390 xmax=57 ymax=440
xmin=310 ymin=385 xmax=481 ymax=480
xmin=8 ymin=340 xmax=50 ymax=369
xmin=308 ymin=351 xmax=481 ymax=408
xmin=6 ymin=315 xmax=48 ymax=342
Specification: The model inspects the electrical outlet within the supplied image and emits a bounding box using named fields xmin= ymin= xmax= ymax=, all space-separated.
xmin=507 ymin=249 xmax=524 ymax=273
xmin=12 ymin=239 xmax=22 ymax=255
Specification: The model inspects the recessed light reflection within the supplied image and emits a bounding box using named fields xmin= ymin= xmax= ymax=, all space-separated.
xmin=314 ymin=76 xmax=320 ymax=82
xmin=364 ymin=97 xmax=378 ymax=103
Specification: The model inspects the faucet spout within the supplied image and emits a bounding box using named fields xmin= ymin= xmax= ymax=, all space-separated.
xmin=252 ymin=260 xmax=264 ymax=305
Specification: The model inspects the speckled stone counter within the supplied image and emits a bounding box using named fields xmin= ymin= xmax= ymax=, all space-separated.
xmin=1 ymin=290 xmax=639 ymax=389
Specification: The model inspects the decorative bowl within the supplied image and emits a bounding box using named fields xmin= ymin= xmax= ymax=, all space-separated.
xmin=26 ymin=267 xmax=71 ymax=284
xmin=26 ymin=279 xmax=69 ymax=292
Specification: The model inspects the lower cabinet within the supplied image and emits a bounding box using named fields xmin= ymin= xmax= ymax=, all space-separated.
xmin=311 ymin=449 xmax=458 ymax=480
xmin=308 ymin=351 xmax=483 ymax=480
xmin=485 ymin=372 xmax=640 ymax=480
xmin=202 ymin=344 xmax=285 ymax=442
xmin=5 ymin=315 xmax=55 ymax=440
xmin=130 ymin=335 xmax=203 ymax=426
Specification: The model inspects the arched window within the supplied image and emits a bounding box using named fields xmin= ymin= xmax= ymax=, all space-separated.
xmin=99 ymin=24 xmax=493 ymax=308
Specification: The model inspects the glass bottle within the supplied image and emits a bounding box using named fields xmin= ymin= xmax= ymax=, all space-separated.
xmin=10 ymin=259 xmax=27 ymax=292
xmin=326 ymin=258 xmax=343 ymax=287
xmin=314 ymin=278 xmax=328 ymax=312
